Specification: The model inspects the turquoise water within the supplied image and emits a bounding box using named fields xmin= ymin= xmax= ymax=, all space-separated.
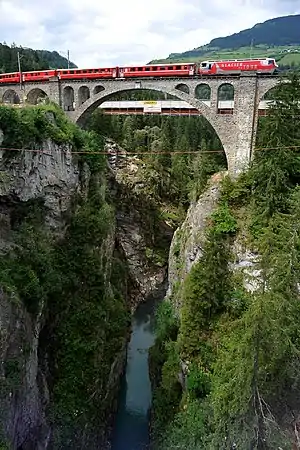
xmin=110 ymin=298 xmax=158 ymax=450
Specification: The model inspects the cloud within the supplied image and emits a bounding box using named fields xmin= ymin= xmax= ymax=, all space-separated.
xmin=0 ymin=0 xmax=299 ymax=67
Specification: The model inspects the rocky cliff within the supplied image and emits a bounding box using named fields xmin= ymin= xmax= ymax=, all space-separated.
xmin=166 ymin=170 xmax=260 ymax=309
xmin=0 ymin=133 xmax=84 ymax=448
xmin=106 ymin=139 xmax=172 ymax=309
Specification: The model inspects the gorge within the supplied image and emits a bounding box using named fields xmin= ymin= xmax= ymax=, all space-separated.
xmin=1 ymin=71 xmax=300 ymax=450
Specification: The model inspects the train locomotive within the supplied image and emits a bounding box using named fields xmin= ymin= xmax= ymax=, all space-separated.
xmin=0 ymin=58 xmax=278 ymax=84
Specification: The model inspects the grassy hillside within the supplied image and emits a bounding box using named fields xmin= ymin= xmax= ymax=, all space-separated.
xmin=150 ymin=14 xmax=300 ymax=68
xmin=0 ymin=43 xmax=77 ymax=73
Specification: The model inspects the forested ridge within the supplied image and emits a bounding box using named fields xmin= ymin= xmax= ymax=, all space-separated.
xmin=0 ymin=42 xmax=77 ymax=73
xmin=147 ymin=72 xmax=300 ymax=449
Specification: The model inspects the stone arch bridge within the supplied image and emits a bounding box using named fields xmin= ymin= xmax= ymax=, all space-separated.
xmin=0 ymin=76 xmax=279 ymax=176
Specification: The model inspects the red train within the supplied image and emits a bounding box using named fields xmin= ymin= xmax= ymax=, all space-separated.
xmin=0 ymin=58 xmax=278 ymax=84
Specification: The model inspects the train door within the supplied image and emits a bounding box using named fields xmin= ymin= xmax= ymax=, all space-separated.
xmin=188 ymin=64 xmax=195 ymax=76
xmin=112 ymin=68 xmax=117 ymax=78
xmin=118 ymin=68 xmax=125 ymax=78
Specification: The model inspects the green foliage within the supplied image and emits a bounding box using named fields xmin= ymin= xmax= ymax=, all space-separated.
xmin=211 ymin=201 xmax=238 ymax=234
xmin=157 ymin=399 xmax=212 ymax=450
xmin=186 ymin=362 xmax=211 ymax=399
xmin=0 ymin=103 xmax=106 ymax=172
xmin=220 ymin=173 xmax=252 ymax=207
xmin=152 ymin=342 xmax=182 ymax=434
xmin=0 ymin=193 xmax=129 ymax=446
xmin=0 ymin=219 xmax=57 ymax=315
xmin=155 ymin=301 xmax=179 ymax=343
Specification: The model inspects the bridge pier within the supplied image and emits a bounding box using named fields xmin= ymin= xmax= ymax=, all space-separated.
xmin=216 ymin=77 xmax=260 ymax=177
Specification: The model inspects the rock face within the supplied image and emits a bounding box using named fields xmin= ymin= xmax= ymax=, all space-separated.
xmin=0 ymin=140 xmax=82 ymax=237
xmin=106 ymin=139 xmax=171 ymax=308
xmin=0 ymin=136 xmax=83 ymax=449
xmin=0 ymin=290 xmax=50 ymax=450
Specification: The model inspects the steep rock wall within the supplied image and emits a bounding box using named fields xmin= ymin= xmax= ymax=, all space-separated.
xmin=0 ymin=136 xmax=85 ymax=448
xmin=107 ymin=140 xmax=172 ymax=308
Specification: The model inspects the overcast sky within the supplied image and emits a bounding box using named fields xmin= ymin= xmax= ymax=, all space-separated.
xmin=0 ymin=0 xmax=299 ymax=68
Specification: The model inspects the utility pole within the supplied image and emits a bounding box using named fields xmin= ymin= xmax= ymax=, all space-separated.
xmin=250 ymin=38 xmax=254 ymax=59
xmin=67 ymin=50 xmax=70 ymax=69
xmin=17 ymin=51 xmax=22 ymax=90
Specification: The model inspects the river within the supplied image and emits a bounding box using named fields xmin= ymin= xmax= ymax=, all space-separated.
xmin=110 ymin=296 xmax=159 ymax=450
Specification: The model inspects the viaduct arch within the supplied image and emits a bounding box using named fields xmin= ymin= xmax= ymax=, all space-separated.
xmin=68 ymin=77 xmax=278 ymax=176
xmin=71 ymin=84 xmax=230 ymax=167
xmin=0 ymin=76 xmax=280 ymax=176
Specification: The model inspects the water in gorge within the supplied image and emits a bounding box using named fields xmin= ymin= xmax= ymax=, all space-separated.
xmin=111 ymin=294 xmax=161 ymax=450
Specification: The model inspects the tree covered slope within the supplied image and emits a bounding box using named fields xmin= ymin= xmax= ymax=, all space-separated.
xmin=0 ymin=42 xmax=77 ymax=73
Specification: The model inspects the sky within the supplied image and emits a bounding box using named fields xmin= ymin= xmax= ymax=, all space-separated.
xmin=0 ymin=0 xmax=299 ymax=68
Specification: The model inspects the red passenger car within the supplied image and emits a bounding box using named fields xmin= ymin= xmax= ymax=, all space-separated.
xmin=0 ymin=72 xmax=20 ymax=83
xmin=57 ymin=67 xmax=117 ymax=80
xmin=22 ymin=70 xmax=57 ymax=82
xmin=198 ymin=58 xmax=278 ymax=75
xmin=118 ymin=63 xmax=196 ymax=78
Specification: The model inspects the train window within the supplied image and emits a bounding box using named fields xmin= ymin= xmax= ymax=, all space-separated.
xmin=138 ymin=67 xmax=143 ymax=71
xmin=145 ymin=67 xmax=150 ymax=71
xmin=160 ymin=67 xmax=165 ymax=70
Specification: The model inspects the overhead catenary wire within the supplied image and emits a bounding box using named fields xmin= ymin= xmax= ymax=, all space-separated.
xmin=1 ymin=144 xmax=300 ymax=155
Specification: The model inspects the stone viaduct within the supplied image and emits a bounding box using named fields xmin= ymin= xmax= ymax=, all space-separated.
xmin=0 ymin=76 xmax=279 ymax=176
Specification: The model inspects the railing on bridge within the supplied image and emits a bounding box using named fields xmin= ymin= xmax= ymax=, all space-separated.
xmin=98 ymin=100 xmax=273 ymax=116
xmin=0 ymin=99 xmax=274 ymax=116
